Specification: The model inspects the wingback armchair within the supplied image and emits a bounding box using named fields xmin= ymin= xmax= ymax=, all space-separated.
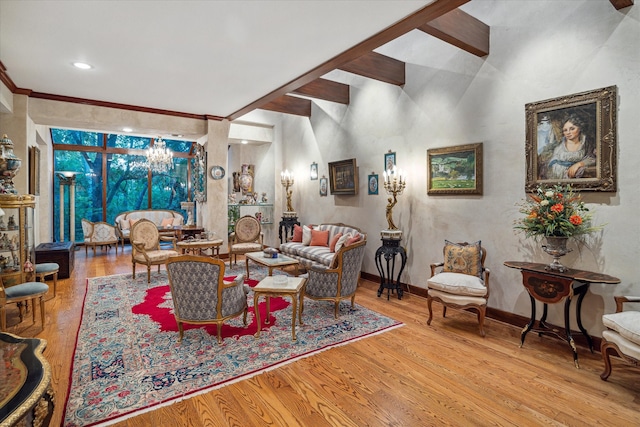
xmin=302 ymin=239 xmax=367 ymax=319
xmin=130 ymin=218 xmax=179 ymax=283
xmin=427 ymin=241 xmax=490 ymax=337
xmin=166 ymin=255 xmax=248 ymax=344
xmin=601 ymin=295 xmax=640 ymax=380
xmin=228 ymin=215 xmax=263 ymax=268
xmin=82 ymin=219 xmax=119 ymax=255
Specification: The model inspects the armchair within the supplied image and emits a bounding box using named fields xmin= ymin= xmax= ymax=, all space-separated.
xmin=426 ymin=241 xmax=490 ymax=337
xmin=302 ymin=239 xmax=366 ymax=319
xmin=1 ymin=277 xmax=49 ymax=331
xmin=228 ymin=215 xmax=263 ymax=268
xmin=166 ymin=255 xmax=248 ymax=344
xmin=601 ymin=295 xmax=640 ymax=380
xmin=82 ymin=219 xmax=119 ymax=256
xmin=130 ymin=219 xmax=179 ymax=283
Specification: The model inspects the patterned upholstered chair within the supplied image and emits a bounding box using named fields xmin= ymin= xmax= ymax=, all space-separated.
xmin=601 ymin=295 xmax=640 ymax=380
xmin=130 ymin=219 xmax=179 ymax=283
xmin=166 ymin=255 xmax=248 ymax=344
xmin=426 ymin=241 xmax=490 ymax=337
xmin=228 ymin=215 xmax=263 ymax=268
xmin=0 ymin=277 xmax=49 ymax=331
xmin=302 ymin=239 xmax=366 ymax=319
xmin=82 ymin=219 xmax=119 ymax=256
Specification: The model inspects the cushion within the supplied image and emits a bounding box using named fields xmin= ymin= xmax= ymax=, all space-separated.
xmin=427 ymin=272 xmax=487 ymax=297
xmin=310 ymin=229 xmax=329 ymax=247
xmin=35 ymin=263 xmax=59 ymax=273
xmin=129 ymin=218 xmax=140 ymax=228
xmin=291 ymin=224 xmax=303 ymax=243
xmin=161 ymin=217 xmax=174 ymax=228
xmin=302 ymin=225 xmax=313 ymax=246
xmin=345 ymin=233 xmax=362 ymax=247
xmin=5 ymin=282 xmax=49 ymax=298
xmin=603 ymin=311 xmax=640 ymax=346
xmin=329 ymin=233 xmax=343 ymax=252
xmin=443 ymin=240 xmax=483 ymax=278
xmin=119 ymin=218 xmax=130 ymax=230
xmin=334 ymin=233 xmax=351 ymax=253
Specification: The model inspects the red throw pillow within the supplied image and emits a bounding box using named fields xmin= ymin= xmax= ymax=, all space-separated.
xmin=291 ymin=224 xmax=303 ymax=242
xmin=310 ymin=229 xmax=329 ymax=247
xmin=345 ymin=233 xmax=361 ymax=247
xmin=329 ymin=233 xmax=343 ymax=252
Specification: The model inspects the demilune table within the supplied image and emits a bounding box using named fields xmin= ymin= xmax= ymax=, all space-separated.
xmin=504 ymin=261 xmax=620 ymax=368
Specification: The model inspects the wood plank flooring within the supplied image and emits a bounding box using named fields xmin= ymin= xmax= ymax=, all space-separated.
xmin=3 ymin=246 xmax=639 ymax=426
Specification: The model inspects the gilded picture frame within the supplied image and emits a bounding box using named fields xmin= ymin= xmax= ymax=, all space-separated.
xmin=525 ymin=86 xmax=617 ymax=192
xmin=427 ymin=143 xmax=483 ymax=195
xmin=328 ymin=158 xmax=358 ymax=195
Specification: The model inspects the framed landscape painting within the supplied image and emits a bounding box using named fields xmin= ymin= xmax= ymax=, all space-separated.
xmin=328 ymin=158 xmax=358 ymax=195
xmin=427 ymin=143 xmax=483 ymax=195
xmin=525 ymin=86 xmax=617 ymax=192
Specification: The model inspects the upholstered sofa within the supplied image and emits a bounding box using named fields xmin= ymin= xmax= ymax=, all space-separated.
xmin=279 ymin=223 xmax=366 ymax=270
xmin=115 ymin=209 xmax=184 ymax=247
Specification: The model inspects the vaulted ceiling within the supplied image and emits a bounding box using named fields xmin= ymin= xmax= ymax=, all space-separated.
xmin=0 ymin=0 xmax=629 ymax=124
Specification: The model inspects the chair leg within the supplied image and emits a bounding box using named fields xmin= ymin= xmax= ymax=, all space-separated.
xmin=178 ymin=322 xmax=184 ymax=342
xmin=147 ymin=266 xmax=152 ymax=284
xmin=443 ymin=306 xmax=448 ymax=318
xmin=39 ymin=296 xmax=46 ymax=329
xmin=426 ymin=295 xmax=434 ymax=325
xmin=600 ymin=340 xmax=617 ymax=380
xmin=32 ymin=297 xmax=37 ymax=323
xmin=53 ymin=272 xmax=58 ymax=297
xmin=85 ymin=245 xmax=88 ymax=255
xmin=334 ymin=301 xmax=339 ymax=319
xmin=477 ymin=306 xmax=486 ymax=337
xmin=216 ymin=323 xmax=222 ymax=344
xmin=1 ymin=306 xmax=6 ymax=331
xmin=132 ymin=263 xmax=136 ymax=279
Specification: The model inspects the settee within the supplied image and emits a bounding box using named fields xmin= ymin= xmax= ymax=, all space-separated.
xmin=114 ymin=209 xmax=184 ymax=248
xmin=279 ymin=223 xmax=366 ymax=270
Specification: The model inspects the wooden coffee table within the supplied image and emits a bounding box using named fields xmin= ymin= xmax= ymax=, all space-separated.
xmin=245 ymin=251 xmax=299 ymax=279
xmin=176 ymin=238 xmax=223 ymax=258
xmin=253 ymin=276 xmax=307 ymax=341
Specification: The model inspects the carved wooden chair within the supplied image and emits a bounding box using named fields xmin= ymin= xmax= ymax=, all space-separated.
xmin=130 ymin=219 xmax=179 ymax=283
xmin=82 ymin=219 xmax=119 ymax=256
xmin=166 ymin=255 xmax=248 ymax=344
xmin=228 ymin=215 xmax=263 ymax=268
xmin=427 ymin=241 xmax=490 ymax=337
xmin=601 ymin=295 xmax=640 ymax=380
xmin=302 ymin=239 xmax=367 ymax=319
xmin=0 ymin=277 xmax=49 ymax=331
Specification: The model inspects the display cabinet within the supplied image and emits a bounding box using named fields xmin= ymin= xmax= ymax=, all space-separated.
xmin=0 ymin=194 xmax=36 ymax=288
xmin=228 ymin=203 xmax=273 ymax=234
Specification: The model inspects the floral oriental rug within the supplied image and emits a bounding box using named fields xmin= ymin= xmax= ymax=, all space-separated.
xmin=62 ymin=265 xmax=402 ymax=426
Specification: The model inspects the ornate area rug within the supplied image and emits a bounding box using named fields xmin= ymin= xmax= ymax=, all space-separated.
xmin=62 ymin=265 xmax=402 ymax=426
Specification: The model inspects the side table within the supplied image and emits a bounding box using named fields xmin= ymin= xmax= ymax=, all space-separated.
xmin=0 ymin=332 xmax=55 ymax=427
xmin=504 ymin=261 xmax=620 ymax=368
xmin=375 ymin=237 xmax=407 ymax=300
xmin=253 ymin=276 xmax=306 ymax=341
xmin=278 ymin=216 xmax=300 ymax=244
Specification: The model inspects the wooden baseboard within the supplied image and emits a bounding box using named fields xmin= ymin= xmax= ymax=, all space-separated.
xmin=360 ymin=271 xmax=601 ymax=351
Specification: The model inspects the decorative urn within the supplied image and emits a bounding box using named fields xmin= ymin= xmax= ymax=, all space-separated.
xmin=0 ymin=134 xmax=22 ymax=194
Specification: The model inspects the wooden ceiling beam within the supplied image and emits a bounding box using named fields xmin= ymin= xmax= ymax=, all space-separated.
xmin=418 ymin=8 xmax=489 ymax=57
xmin=609 ymin=0 xmax=634 ymax=9
xmin=339 ymin=52 xmax=405 ymax=86
xmin=291 ymin=78 xmax=350 ymax=104
xmin=229 ymin=0 xmax=470 ymax=120
xmin=260 ymin=95 xmax=311 ymax=117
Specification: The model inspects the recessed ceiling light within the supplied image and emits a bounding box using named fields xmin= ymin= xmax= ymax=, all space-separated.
xmin=72 ymin=62 xmax=92 ymax=70
xmin=241 ymin=140 xmax=248 ymax=144
xmin=122 ymin=127 xmax=133 ymax=132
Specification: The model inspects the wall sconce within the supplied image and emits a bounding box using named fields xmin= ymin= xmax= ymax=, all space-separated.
xmin=310 ymin=162 xmax=318 ymax=180
xmin=280 ymin=169 xmax=296 ymax=216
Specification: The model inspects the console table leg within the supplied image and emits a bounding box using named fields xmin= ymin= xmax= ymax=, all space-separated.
xmin=575 ymin=283 xmax=594 ymax=352
xmin=521 ymin=294 xmax=536 ymax=347
xmin=564 ymin=297 xmax=579 ymax=368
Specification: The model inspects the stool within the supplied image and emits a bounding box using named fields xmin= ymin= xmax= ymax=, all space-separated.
xmin=1 ymin=281 xmax=49 ymax=331
xmin=35 ymin=263 xmax=59 ymax=297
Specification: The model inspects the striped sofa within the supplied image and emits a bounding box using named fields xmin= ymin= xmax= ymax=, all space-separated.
xmin=279 ymin=223 xmax=366 ymax=270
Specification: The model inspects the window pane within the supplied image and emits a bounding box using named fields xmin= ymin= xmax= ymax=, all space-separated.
xmin=163 ymin=139 xmax=193 ymax=153
xmin=107 ymin=154 xmax=150 ymax=221
xmin=151 ymin=157 xmax=188 ymax=215
xmin=51 ymin=128 xmax=101 ymax=147
xmin=106 ymin=134 xmax=152 ymax=150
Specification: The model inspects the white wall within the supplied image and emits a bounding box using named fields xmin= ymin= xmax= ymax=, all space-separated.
xmin=271 ymin=0 xmax=640 ymax=335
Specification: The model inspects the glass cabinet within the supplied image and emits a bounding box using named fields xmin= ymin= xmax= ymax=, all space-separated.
xmin=0 ymin=194 xmax=35 ymax=288
xmin=228 ymin=203 xmax=273 ymax=234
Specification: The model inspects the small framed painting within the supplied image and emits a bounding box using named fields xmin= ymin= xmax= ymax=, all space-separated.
xmin=328 ymin=158 xmax=358 ymax=195
xmin=427 ymin=142 xmax=483 ymax=195
xmin=310 ymin=162 xmax=318 ymax=180
xmin=319 ymin=177 xmax=328 ymax=197
xmin=368 ymin=174 xmax=379 ymax=195
xmin=384 ymin=151 xmax=396 ymax=173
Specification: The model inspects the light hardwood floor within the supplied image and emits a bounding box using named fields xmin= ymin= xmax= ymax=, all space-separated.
xmin=4 ymin=246 xmax=639 ymax=426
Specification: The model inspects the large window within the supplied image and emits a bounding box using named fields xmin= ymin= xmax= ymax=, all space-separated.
xmin=52 ymin=129 xmax=196 ymax=242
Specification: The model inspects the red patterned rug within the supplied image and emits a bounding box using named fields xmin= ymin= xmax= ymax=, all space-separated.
xmin=62 ymin=266 xmax=402 ymax=426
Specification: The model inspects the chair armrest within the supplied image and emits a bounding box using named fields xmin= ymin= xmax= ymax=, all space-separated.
xmin=614 ymin=295 xmax=640 ymax=312
xmin=223 ymin=274 xmax=245 ymax=288
xmin=430 ymin=262 xmax=444 ymax=277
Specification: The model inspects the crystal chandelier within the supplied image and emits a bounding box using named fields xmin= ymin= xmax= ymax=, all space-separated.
xmin=146 ymin=137 xmax=173 ymax=173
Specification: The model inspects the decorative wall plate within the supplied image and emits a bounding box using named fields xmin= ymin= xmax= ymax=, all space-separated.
xmin=210 ymin=166 xmax=225 ymax=180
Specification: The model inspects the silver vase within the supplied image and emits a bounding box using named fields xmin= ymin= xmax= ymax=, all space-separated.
xmin=542 ymin=236 xmax=572 ymax=272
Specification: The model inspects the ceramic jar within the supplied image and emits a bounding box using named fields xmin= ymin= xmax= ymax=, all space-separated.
xmin=0 ymin=134 xmax=22 ymax=194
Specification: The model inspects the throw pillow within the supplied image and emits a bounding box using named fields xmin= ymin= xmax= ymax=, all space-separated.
xmin=302 ymin=225 xmax=313 ymax=246
xmin=310 ymin=229 xmax=330 ymax=247
xmin=129 ymin=218 xmax=140 ymax=228
xmin=345 ymin=233 xmax=362 ymax=247
xmin=161 ymin=217 xmax=174 ymax=228
xmin=329 ymin=232 xmax=343 ymax=252
xmin=442 ymin=240 xmax=483 ymax=278
xmin=291 ymin=224 xmax=303 ymax=242
xmin=334 ymin=232 xmax=351 ymax=253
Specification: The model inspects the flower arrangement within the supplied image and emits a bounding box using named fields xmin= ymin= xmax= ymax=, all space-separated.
xmin=514 ymin=184 xmax=602 ymax=238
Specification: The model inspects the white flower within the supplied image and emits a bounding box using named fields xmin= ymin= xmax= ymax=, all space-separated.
xmin=545 ymin=190 xmax=554 ymax=198
xmin=540 ymin=200 xmax=549 ymax=206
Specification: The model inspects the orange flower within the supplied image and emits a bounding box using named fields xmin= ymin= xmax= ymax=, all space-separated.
xmin=550 ymin=203 xmax=564 ymax=213
xmin=569 ymin=215 xmax=583 ymax=226
xmin=527 ymin=212 xmax=538 ymax=219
